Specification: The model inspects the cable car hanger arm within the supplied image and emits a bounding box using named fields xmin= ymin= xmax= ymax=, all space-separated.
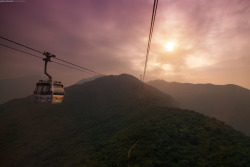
xmin=43 ymin=52 xmax=56 ymax=81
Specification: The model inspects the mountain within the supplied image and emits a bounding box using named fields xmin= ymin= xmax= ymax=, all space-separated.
xmin=147 ymin=80 xmax=250 ymax=136
xmin=66 ymin=74 xmax=177 ymax=108
xmin=75 ymin=75 xmax=102 ymax=85
xmin=0 ymin=75 xmax=42 ymax=104
xmin=1 ymin=74 xmax=250 ymax=167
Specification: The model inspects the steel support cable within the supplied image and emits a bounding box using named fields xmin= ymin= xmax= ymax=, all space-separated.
xmin=142 ymin=0 xmax=158 ymax=81
xmin=0 ymin=36 xmax=105 ymax=76
xmin=0 ymin=43 xmax=98 ymax=76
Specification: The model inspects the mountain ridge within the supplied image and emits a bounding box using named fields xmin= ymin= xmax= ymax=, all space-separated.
xmin=64 ymin=74 xmax=177 ymax=108
xmin=147 ymin=79 xmax=250 ymax=136
xmin=75 ymin=75 xmax=102 ymax=85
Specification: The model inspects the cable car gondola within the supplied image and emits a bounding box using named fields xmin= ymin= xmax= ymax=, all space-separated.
xmin=34 ymin=52 xmax=65 ymax=104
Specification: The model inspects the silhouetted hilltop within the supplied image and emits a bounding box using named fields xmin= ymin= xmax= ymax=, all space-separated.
xmin=76 ymin=75 xmax=102 ymax=85
xmin=1 ymin=74 xmax=250 ymax=166
xmin=148 ymin=80 xmax=250 ymax=135
xmin=65 ymin=74 xmax=177 ymax=108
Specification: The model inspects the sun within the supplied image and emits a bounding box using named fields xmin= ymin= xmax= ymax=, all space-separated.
xmin=165 ymin=41 xmax=175 ymax=52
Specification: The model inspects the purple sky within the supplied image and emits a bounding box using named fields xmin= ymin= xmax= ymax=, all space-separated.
xmin=1 ymin=0 xmax=250 ymax=88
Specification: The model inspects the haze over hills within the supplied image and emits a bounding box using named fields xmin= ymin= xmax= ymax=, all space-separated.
xmin=148 ymin=80 xmax=250 ymax=136
xmin=0 ymin=75 xmax=42 ymax=104
xmin=1 ymin=74 xmax=250 ymax=166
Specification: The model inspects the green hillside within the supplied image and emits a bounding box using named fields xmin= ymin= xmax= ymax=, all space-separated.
xmin=0 ymin=74 xmax=250 ymax=167
xmin=94 ymin=107 xmax=250 ymax=167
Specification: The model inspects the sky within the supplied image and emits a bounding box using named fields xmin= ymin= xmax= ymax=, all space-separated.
xmin=0 ymin=0 xmax=250 ymax=89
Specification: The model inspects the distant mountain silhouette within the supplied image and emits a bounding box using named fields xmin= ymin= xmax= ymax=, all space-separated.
xmin=0 ymin=75 xmax=42 ymax=104
xmin=148 ymin=80 xmax=250 ymax=136
xmin=66 ymin=74 xmax=177 ymax=107
xmin=1 ymin=74 xmax=250 ymax=166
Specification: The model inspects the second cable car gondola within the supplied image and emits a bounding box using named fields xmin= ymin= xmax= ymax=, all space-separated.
xmin=34 ymin=52 xmax=65 ymax=104
xmin=34 ymin=80 xmax=64 ymax=104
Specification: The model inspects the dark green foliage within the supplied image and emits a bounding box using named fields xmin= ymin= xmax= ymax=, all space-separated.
xmin=93 ymin=107 xmax=250 ymax=167
xmin=1 ymin=74 xmax=250 ymax=167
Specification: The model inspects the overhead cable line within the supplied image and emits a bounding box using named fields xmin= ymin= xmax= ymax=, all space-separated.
xmin=51 ymin=61 xmax=96 ymax=75
xmin=54 ymin=57 xmax=104 ymax=76
xmin=0 ymin=35 xmax=105 ymax=76
xmin=0 ymin=43 xmax=43 ymax=59
xmin=0 ymin=36 xmax=43 ymax=54
xmin=142 ymin=0 xmax=158 ymax=81
xmin=0 ymin=43 xmax=98 ymax=76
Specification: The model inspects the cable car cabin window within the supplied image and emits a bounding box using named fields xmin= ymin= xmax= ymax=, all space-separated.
xmin=53 ymin=84 xmax=64 ymax=95
xmin=36 ymin=83 xmax=52 ymax=95
xmin=42 ymin=84 xmax=52 ymax=95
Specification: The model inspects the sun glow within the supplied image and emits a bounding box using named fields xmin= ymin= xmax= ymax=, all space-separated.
xmin=165 ymin=41 xmax=175 ymax=52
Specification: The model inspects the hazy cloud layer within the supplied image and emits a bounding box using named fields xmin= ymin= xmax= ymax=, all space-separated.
xmin=1 ymin=0 xmax=250 ymax=88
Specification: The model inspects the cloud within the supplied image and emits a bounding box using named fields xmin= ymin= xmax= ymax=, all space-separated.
xmin=1 ymin=0 xmax=250 ymax=88
xmin=145 ymin=0 xmax=250 ymax=85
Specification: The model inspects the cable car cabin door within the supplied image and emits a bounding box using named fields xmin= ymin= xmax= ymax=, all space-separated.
xmin=51 ymin=81 xmax=64 ymax=104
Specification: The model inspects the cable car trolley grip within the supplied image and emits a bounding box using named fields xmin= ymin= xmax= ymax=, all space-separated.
xmin=34 ymin=52 xmax=65 ymax=104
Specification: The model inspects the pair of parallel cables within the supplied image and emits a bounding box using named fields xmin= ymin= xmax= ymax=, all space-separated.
xmin=1 ymin=0 xmax=158 ymax=79
xmin=143 ymin=0 xmax=158 ymax=81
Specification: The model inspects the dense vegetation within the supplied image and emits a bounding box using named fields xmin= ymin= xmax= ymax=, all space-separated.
xmin=95 ymin=107 xmax=250 ymax=167
xmin=1 ymin=74 xmax=250 ymax=167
